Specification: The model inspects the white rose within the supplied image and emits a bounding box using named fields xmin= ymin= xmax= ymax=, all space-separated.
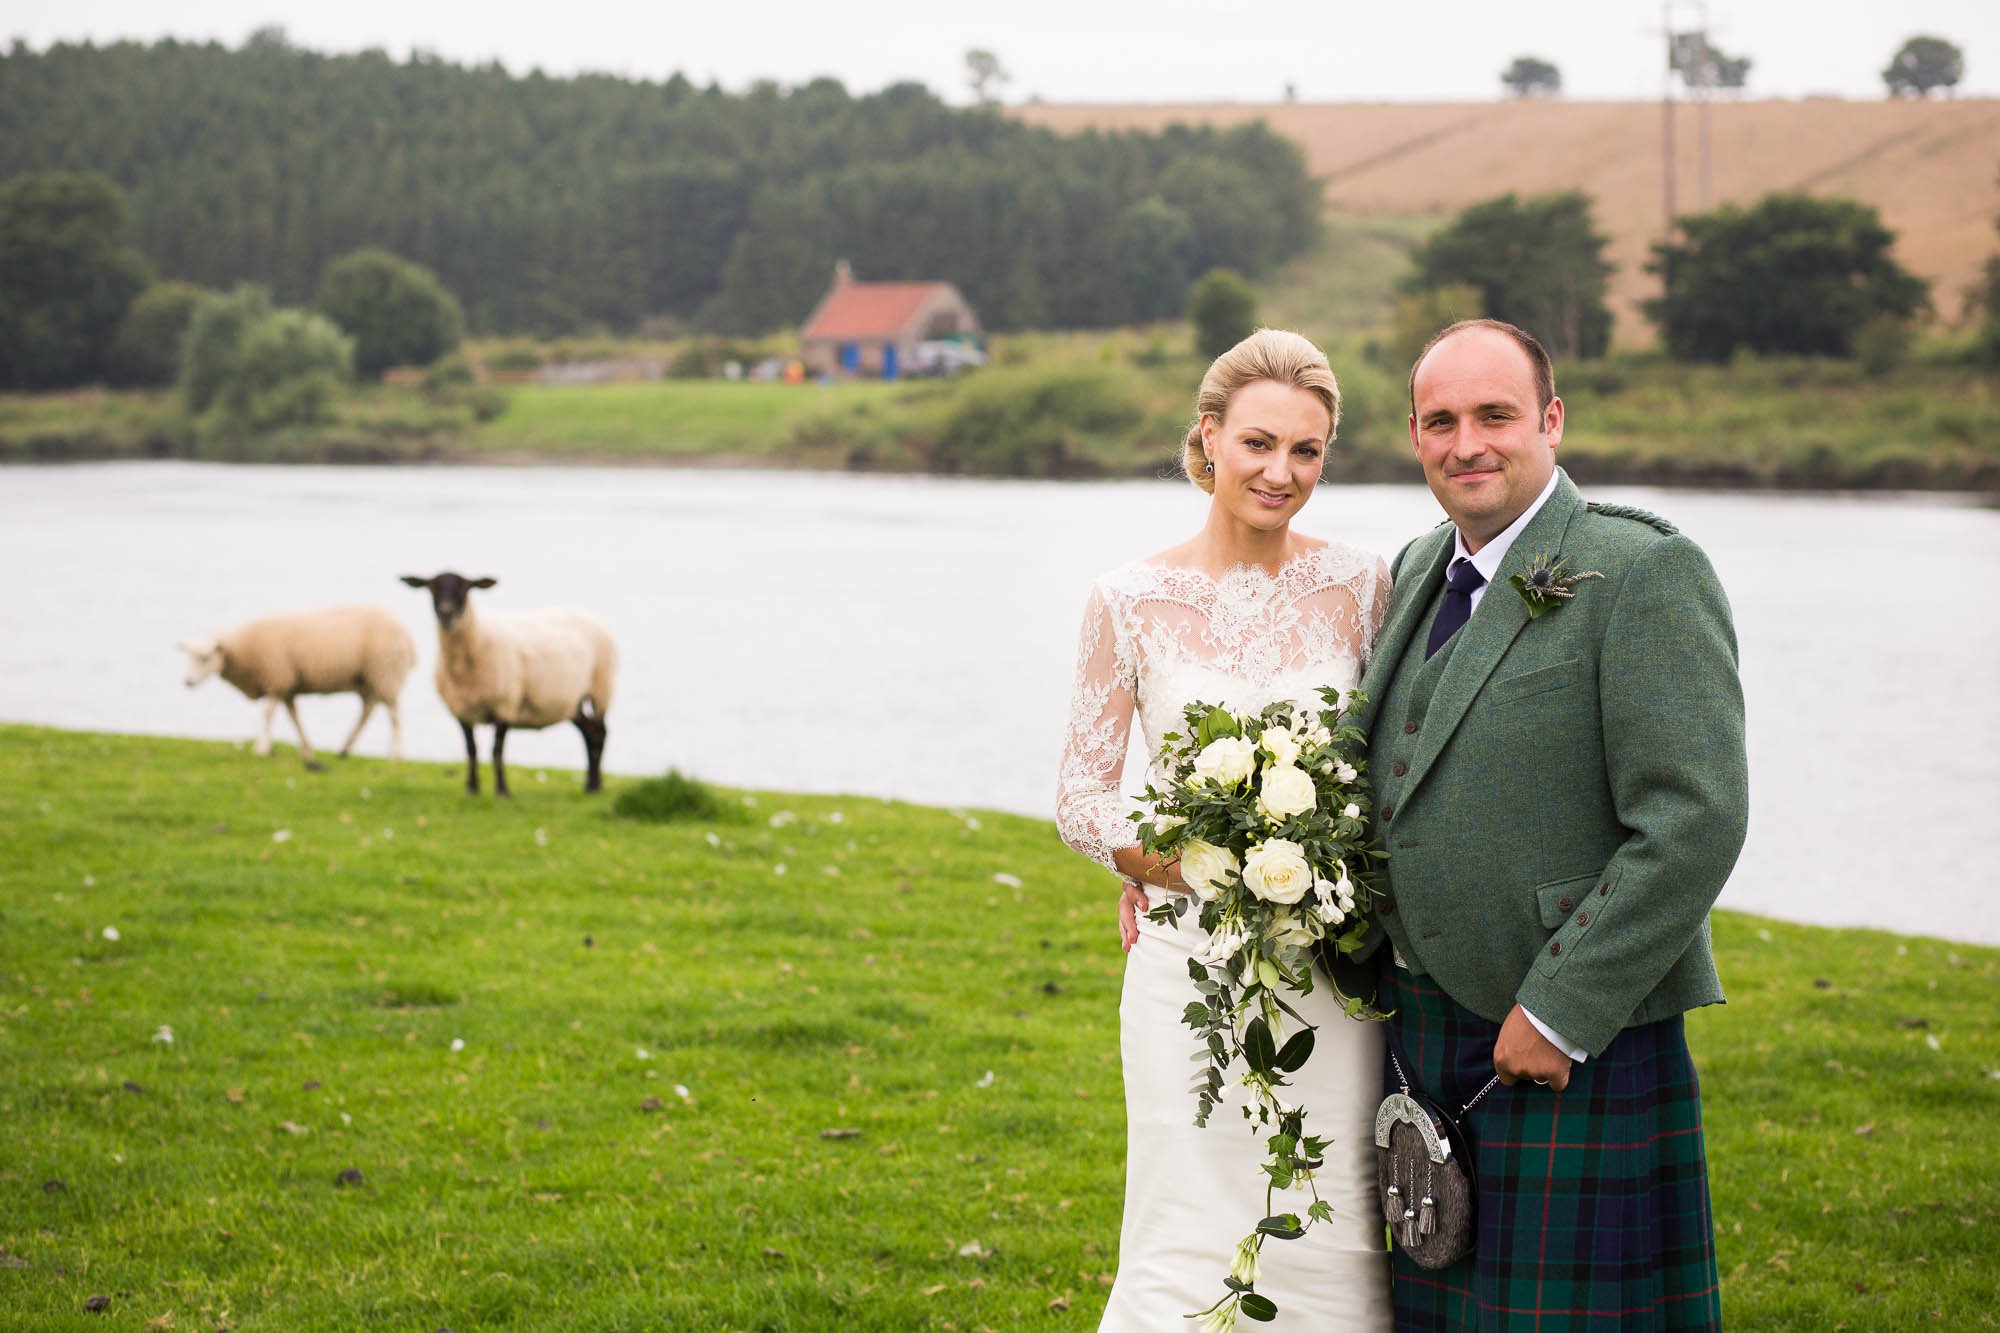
xmin=1334 ymin=760 xmax=1358 ymax=784
xmin=1341 ymin=802 xmax=1362 ymax=820
xmin=1192 ymin=736 xmax=1257 ymax=787
xmin=1257 ymin=764 xmax=1317 ymax=823
xmin=1178 ymin=839 xmax=1240 ymax=900
xmin=1241 ymin=838 xmax=1311 ymax=904
xmin=1260 ymin=725 xmax=1301 ymax=768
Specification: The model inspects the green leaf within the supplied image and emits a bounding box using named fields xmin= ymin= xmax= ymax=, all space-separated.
xmin=1240 ymin=1293 xmax=1280 ymax=1321
xmin=1274 ymin=1028 xmax=1315 ymax=1073
xmin=1243 ymin=1017 xmax=1277 ymax=1074
xmin=1256 ymin=1214 xmax=1305 ymax=1240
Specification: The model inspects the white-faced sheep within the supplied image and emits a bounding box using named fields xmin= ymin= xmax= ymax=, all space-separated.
xmin=400 ymin=572 xmax=616 ymax=796
xmin=179 ymin=605 xmax=417 ymax=769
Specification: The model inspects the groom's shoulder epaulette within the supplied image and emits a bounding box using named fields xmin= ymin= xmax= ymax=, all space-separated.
xmin=1586 ymin=501 xmax=1679 ymax=537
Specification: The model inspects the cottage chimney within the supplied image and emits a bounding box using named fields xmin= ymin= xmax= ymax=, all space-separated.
xmin=833 ymin=259 xmax=854 ymax=287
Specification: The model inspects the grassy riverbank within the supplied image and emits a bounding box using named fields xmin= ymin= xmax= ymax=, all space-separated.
xmin=2 ymin=725 xmax=1996 ymax=1329
xmin=5 ymin=330 xmax=1996 ymax=490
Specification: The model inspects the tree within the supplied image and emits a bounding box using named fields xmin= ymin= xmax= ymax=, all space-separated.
xmin=1500 ymin=57 xmax=1561 ymax=98
xmin=965 ymin=50 xmax=1009 ymax=105
xmin=1115 ymin=196 xmax=1195 ymax=321
xmin=1405 ymin=192 xmax=1613 ymax=359
xmin=1188 ymin=269 xmax=1257 ymax=361
xmin=107 ymin=280 xmax=205 ymax=387
xmin=1671 ymin=33 xmax=1752 ymax=93
xmin=1883 ymin=36 xmax=1964 ymax=98
xmin=1644 ymin=193 xmax=1930 ymax=362
xmin=315 ymin=247 xmax=464 ymax=379
xmin=0 ymin=171 xmax=152 ymax=389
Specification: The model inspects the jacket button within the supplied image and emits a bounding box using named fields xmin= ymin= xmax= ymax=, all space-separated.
xmin=1379 ymin=804 xmax=1394 ymax=820
xmin=1392 ymin=761 xmax=1407 ymax=776
xmin=1380 ymin=900 xmax=1395 ymax=915
xmin=1599 ymin=883 xmax=1609 ymax=896
xmin=1549 ymin=941 xmax=1562 ymax=956
xmin=1403 ymin=720 xmax=1419 ymax=734
xmin=1557 ymin=898 xmax=1574 ymax=913
xmin=1576 ymin=912 xmax=1590 ymax=926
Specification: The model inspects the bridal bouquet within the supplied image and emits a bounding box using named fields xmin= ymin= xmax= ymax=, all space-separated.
xmin=1133 ymin=687 xmax=1384 ymax=1328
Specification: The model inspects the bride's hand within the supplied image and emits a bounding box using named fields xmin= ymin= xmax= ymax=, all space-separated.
xmin=1118 ymin=880 xmax=1151 ymax=953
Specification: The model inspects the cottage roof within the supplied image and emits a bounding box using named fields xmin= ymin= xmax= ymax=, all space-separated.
xmin=801 ymin=281 xmax=955 ymax=342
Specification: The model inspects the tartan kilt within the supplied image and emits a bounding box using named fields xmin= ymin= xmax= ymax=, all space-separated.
xmin=1383 ymin=968 xmax=1721 ymax=1332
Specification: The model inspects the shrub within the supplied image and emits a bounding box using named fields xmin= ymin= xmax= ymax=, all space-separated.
xmin=1188 ymin=269 xmax=1257 ymax=361
xmin=316 ymin=246 xmax=464 ymax=379
xmin=1853 ymin=314 xmax=1914 ymax=377
xmin=0 ymin=171 xmax=152 ymax=389
xmin=205 ymin=308 xmax=353 ymax=433
xmin=611 ymin=769 xmax=729 ymax=823
xmin=107 ymin=281 xmax=205 ymax=387
xmin=179 ymin=286 xmax=277 ymax=415
xmin=929 ymin=364 xmax=1146 ymax=476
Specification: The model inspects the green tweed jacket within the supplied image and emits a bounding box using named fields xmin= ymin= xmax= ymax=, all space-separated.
xmin=1356 ymin=471 xmax=1748 ymax=1057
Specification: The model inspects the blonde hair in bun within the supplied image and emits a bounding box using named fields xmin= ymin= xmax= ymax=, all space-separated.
xmin=1181 ymin=328 xmax=1340 ymax=494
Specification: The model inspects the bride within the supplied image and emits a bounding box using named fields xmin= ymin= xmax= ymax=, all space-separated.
xmin=1057 ymin=329 xmax=1393 ymax=1330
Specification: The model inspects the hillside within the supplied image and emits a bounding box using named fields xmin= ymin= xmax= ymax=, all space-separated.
xmin=1015 ymin=99 xmax=2000 ymax=341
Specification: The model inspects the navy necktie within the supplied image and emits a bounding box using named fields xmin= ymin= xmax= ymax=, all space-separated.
xmin=1426 ymin=558 xmax=1487 ymax=658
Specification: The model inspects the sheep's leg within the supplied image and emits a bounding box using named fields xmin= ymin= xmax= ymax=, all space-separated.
xmin=338 ymin=697 xmax=378 ymax=758
xmin=460 ymin=721 xmax=481 ymax=795
xmin=284 ymin=699 xmax=325 ymax=772
xmin=491 ymin=722 xmax=511 ymax=798
xmin=574 ymin=711 xmax=606 ymax=794
xmin=254 ymin=699 xmax=278 ymax=757
xmin=384 ymin=699 xmax=403 ymax=760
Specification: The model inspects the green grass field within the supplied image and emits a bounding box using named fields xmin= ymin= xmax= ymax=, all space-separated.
xmin=2 ymin=726 xmax=1995 ymax=1329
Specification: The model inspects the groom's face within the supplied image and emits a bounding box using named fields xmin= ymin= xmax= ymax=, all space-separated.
xmin=1408 ymin=328 xmax=1562 ymax=553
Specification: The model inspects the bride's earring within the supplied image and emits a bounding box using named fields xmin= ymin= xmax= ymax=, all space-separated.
xmin=1204 ymin=457 xmax=1214 ymax=474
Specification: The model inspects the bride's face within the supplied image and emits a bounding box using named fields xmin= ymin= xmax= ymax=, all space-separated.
xmin=1200 ymin=380 xmax=1330 ymax=531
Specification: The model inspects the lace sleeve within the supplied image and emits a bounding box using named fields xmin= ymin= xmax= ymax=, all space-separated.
xmin=1360 ymin=556 xmax=1392 ymax=669
xmin=1056 ymin=580 xmax=1140 ymax=872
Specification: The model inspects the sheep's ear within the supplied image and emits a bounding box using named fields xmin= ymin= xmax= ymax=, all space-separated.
xmin=399 ymin=575 xmax=430 ymax=588
xmin=471 ymin=577 xmax=498 ymax=589
xmin=175 ymin=640 xmax=197 ymax=655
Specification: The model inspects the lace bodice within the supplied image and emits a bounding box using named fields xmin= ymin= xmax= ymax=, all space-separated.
xmin=1056 ymin=541 xmax=1392 ymax=870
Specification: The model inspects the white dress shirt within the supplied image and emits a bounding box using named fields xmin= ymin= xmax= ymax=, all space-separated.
xmin=1445 ymin=470 xmax=1589 ymax=1063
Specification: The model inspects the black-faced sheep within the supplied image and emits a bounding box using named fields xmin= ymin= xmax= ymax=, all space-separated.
xmin=400 ymin=572 xmax=616 ymax=796
xmin=179 ymin=605 xmax=417 ymax=769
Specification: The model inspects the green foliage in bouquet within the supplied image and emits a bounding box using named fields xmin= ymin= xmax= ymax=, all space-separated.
xmin=1129 ymin=686 xmax=1387 ymax=1326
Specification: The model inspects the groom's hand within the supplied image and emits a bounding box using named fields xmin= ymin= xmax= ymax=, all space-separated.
xmin=1494 ymin=1004 xmax=1572 ymax=1091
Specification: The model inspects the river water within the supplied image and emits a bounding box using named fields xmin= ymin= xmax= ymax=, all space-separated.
xmin=3 ymin=462 xmax=1995 ymax=944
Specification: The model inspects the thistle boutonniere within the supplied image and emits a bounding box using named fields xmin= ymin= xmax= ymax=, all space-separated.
xmin=1510 ymin=549 xmax=1602 ymax=618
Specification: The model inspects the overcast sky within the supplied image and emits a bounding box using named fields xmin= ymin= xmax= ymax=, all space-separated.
xmin=9 ymin=0 xmax=1998 ymax=103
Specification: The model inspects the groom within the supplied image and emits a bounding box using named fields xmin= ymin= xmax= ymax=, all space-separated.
xmin=1355 ymin=319 xmax=1747 ymax=1331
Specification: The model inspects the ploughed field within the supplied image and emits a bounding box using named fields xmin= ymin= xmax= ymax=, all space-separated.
xmin=1015 ymin=98 xmax=2000 ymax=338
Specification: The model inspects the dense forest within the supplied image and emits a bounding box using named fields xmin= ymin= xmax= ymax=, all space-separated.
xmin=0 ymin=33 xmax=1320 ymax=334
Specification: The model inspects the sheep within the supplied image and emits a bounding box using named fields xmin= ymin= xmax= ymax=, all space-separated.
xmin=400 ymin=572 xmax=616 ymax=796
xmin=179 ymin=605 xmax=417 ymax=770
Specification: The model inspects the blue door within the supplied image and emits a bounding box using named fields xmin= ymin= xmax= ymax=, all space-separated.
xmin=840 ymin=343 xmax=860 ymax=373
xmin=882 ymin=345 xmax=899 ymax=381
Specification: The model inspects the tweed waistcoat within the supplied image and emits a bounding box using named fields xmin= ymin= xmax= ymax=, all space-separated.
xmin=1369 ymin=583 xmax=1457 ymax=972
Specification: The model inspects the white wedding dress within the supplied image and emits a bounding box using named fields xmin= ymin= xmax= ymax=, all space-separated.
xmin=1058 ymin=541 xmax=1394 ymax=1332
